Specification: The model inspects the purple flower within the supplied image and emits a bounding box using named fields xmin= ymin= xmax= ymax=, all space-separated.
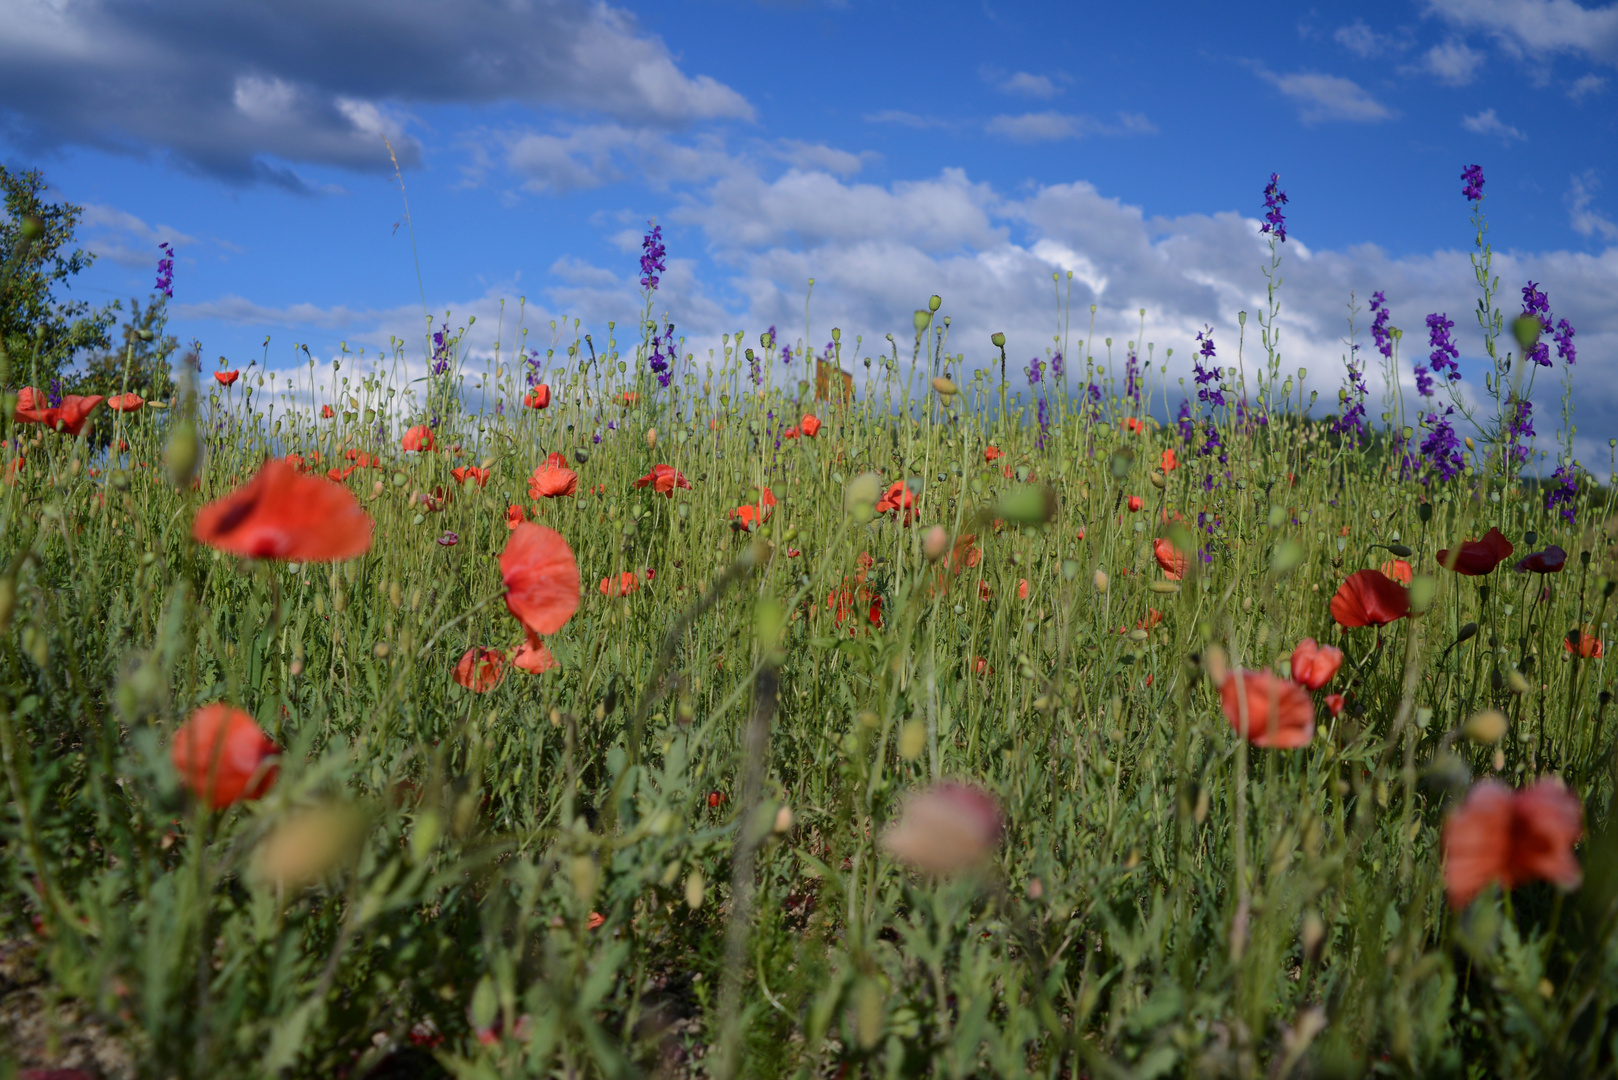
xmin=1025 ymin=358 xmax=1042 ymax=386
xmin=1176 ymin=400 xmax=1195 ymax=442
xmin=1420 ymin=407 xmax=1464 ymax=481
xmin=1545 ymin=464 xmax=1578 ymax=524
xmin=430 ymin=323 xmax=452 ymax=376
xmin=748 ymin=348 xmax=762 ymax=386
xmin=1333 ymin=342 xmax=1370 ymax=447
xmin=155 ymin=242 xmax=175 ymax=299
xmin=1520 ymin=282 xmax=1555 ymax=367
xmin=1123 ymin=346 xmax=1139 ymax=405
xmin=648 ymin=321 xmax=675 ymax=387
xmin=1200 ymin=421 xmax=1224 ymax=463
xmin=1504 ymin=395 xmax=1533 ymax=467
xmin=1369 ymin=291 xmax=1394 ymax=360
xmin=1462 ymin=164 xmax=1485 ymax=203
xmin=1035 ymin=395 xmax=1049 ymax=450
xmin=436 ymin=531 xmax=459 ymax=547
xmin=639 ymin=222 xmax=667 ymax=291
xmin=1414 ymin=365 xmax=1434 ymax=397
xmin=1193 ymin=327 xmax=1225 ymax=408
xmin=47 ymin=378 xmax=62 ymax=408
xmin=1260 ymin=173 xmax=1289 ymax=242
xmin=1426 ymin=313 xmax=1460 ymax=381
xmin=1553 ymin=318 xmax=1576 ymax=366
xmin=1051 ymin=350 xmax=1065 ymax=379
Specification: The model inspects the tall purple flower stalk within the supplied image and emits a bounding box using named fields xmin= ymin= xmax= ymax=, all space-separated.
xmin=155 ymin=242 xmax=174 ymax=299
xmin=1518 ymin=282 xmax=1576 ymax=368
xmin=1035 ymin=395 xmax=1050 ymax=450
xmin=1423 ymin=313 xmax=1460 ymax=392
xmin=1462 ymin=164 xmax=1485 ymax=203
xmin=1050 ymin=350 xmax=1065 ymax=380
xmin=1334 ymin=342 xmax=1370 ymax=447
xmin=430 ymin=323 xmax=452 ymax=376
xmin=1546 ymin=465 xmax=1579 ymax=524
xmin=1176 ymin=400 xmax=1195 ymax=442
xmin=1504 ymin=395 xmax=1534 ymax=468
xmin=649 ymin=321 xmax=675 ymax=387
xmin=1192 ymin=327 xmax=1225 ymax=408
xmin=1421 ymin=407 xmax=1464 ymax=481
xmin=1260 ymin=174 xmax=1289 ymax=242
xmin=1123 ymin=346 xmax=1140 ymax=406
xmin=639 ymin=222 xmax=666 ymax=291
xmin=1369 ymin=292 xmax=1393 ymax=359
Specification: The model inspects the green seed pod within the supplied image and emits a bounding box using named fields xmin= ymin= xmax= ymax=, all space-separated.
xmin=991 ymin=332 xmax=1005 ymax=348
xmin=165 ymin=418 xmax=201 ymax=488
xmin=928 ymin=294 xmax=942 ymax=313
xmin=913 ymin=309 xmax=931 ymax=335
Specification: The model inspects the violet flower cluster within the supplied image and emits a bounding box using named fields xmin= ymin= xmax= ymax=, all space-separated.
xmin=1176 ymin=400 xmax=1195 ymax=442
xmin=1192 ymin=328 xmax=1225 ymax=408
xmin=1420 ymin=407 xmax=1465 ymax=481
xmin=1545 ymin=465 xmax=1579 ymax=524
xmin=1462 ymin=164 xmax=1485 ymax=203
xmin=1051 ymin=349 xmax=1065 ymax=379
xmin=1123 ymin=346 xmax=1139 ymax=406
xmin=639 ymin=223 xmax=666 ymax=291
xmin=1369 ymin=292 xmax=1394 ymax=360
xmin=648 ymin=321 xmax=675 ymax=388
xmin=430 ymin=323 xmax=452 ymax=377
xmin=1333 ymin=342 xmax=1369 ymax=446
xmin=1260 ymin=174 xmax=1288 ymax=242
xmin=1420 ymin=312 xmax=1460 ymax=396
xmin=1503 ymin=395 xmax=1534 ymax=468
xmin=1519 ymin=282 xmax=1577 ymax=367
xmin=155 ymin=242 xmax=174 ymax=299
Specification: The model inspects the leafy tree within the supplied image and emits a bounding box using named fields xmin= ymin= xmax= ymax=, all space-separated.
xmin=0 ymin=165 xmax=117 ymax=390
xmin=70 ymin=295 xmax=178 ymax=404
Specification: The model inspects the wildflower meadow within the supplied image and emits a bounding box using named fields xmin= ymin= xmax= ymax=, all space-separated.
xmin=4 ymin=165 xmax=1618 ymax=1080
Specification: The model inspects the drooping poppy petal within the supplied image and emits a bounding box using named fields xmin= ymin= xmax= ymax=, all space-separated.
xmin=633 ymin=463 xmax=691 ymax=497
xmin=506 ymin=504 xmax=527 ymax=529
xmin=1380 ymin=558 xmax=1413 ymax=584
xmin=170 ymin=704 xmax=279 ymax=809
xmin=401 ymin=425 xmax=435 ymax=452
xmin=1516 ymin=546 xmax=1567 ymax=574
xmin=13 ymin=386 xmax=54 ymax=425
xmin=512 ymin=632 xmax=558 ymax=673
xmin=1154 ymin=537 xmax=1188 ymax=580
xmin=500 ymin=523 xmax=580 ymax=635
xmin=1219 ymin=669 xmax=1315 ymax=749
xmin=192 ymin=458 xmax=374 ymax=561
xmin=1442 ymin=778 xmax=1584 ymax=908
xmin=1289 ymin=638 xmax=1344 ymax=690
xmin=107 ymin=392 xmax=144 ymax=413
xmin=1438 ymin=527 xmax=1514 ymax=576
xmin=214 ymin=370 xmax=239 ymax=386
xmin=1330 ymin=569 xmax=1410 ymax=628
xmin=53 ymin=395 xmax=105 ymax=435
xmin=529 ymin=452 xmax=578 ymax=498
xmin=1565 ymin=627 xmax=1605 ymax=658
xmin=453 ymin=647 xmax=506 ymax=693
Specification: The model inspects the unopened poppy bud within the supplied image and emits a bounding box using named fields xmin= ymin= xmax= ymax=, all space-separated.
xmin=1464 ymin=436 xmax=1475 ymax=451
xmin=855 ymin=978 xmax=886 ymax=1049
xmin=1507 ymin=668 xmax=1529 ymax=695
xmin=570 ymin=855 xmax=598 ymax=903
xmin=845 ymin=472 xmax=882 ymax=521
xmin=991 ymin=332 xmax=1005 ymax=348
xmin=645 ymin=427 xmax=657 ymax=448
xmin=928 ymin=294 xmax=942 ymax=313
xmin=898 ymin=719 xmax=926 ymax=760
xmin=913 ymin=309 xmax=931 ymax=334
xmin=1202 ymin=644 xmax=1228 ymax=685
xmin=922 ymin=525 xmax=949 ymax=561
xmin=685 ymin=868 xmax=705 ymax=909
xmin=1093 ymin=569 xmax=1109 ymax=593
xmin=997 ymin=484 xmax=1056 ymax=525
xmin=931 ymin=376 xmax=957 ymax=397
xmin=773 ymin=804 xmax=794 ymax=833
xmin=1300 ymin=910 xmax=1326 ymax=964
xmin=1462 ymin=708 xmax=1508 ymax=745
xmin=165 ymin=418 xmax=200 ymax=488
xmin=1150 ymin=470 xmax=1166 ymax=490
xmin=251 ymin=803 xmax=366 ymax=889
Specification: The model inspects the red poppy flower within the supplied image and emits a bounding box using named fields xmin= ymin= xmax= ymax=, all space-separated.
xmin=284 ymin=453 xmax=308 ymax=473
xmin=170 ymin=704 xmax=279 ymax=809
xmin=1136 ymin=608 xmax=1164 ymax=630
xmin=1289 ymin=638 xmax=1343 ymax=691
xmin=321 ymin=404 xmax=335 ymax=418
xmin=634 ymin=463 xmax=691 ymax=497
xmin=586 ymin=911 xmax=606 ymax=930
xmin=984 ymin=446 xmax=1003 ymax=463
xmin=401 ymin=425 xmax=435 ymax=453
xmin=1442 ymin=778 xmax=1583 ymax=909
xmin=729 ymin=504 xmax=763 ymax=532
xmin=1160 ymin=448 xmax=1178 ymax=472
xmin=506 ymin=504 xmax=527 ymax=530
xmin=949 ymin=534 xmax=983 ymax=573
xmin=1127 ymin=495 xmax=1143 ymax=513
xmin=972 ymin=656 xmax=993 ymax=676
xmin=978 ymin=580 xmax=992 ymax=602
xmin=13 ymin=389 xmax=106 ymax=435
xmin=525 ymin=384 xmax=551 ymax=410
xmin=708 ymin=791 xmax=726 ymax=808
xmin=875 ymin=480 xmax=919 ymax=525
xmin=620 ymin=391 xmax=640 ymax=406
xmin=1017 ymin=578 xmax=1030 ymax=600
xmin=868 ymin=596 xmax=883 ymax=627
xmin=529 ymin=452 xmax=578 ymax=498
xmin=453 ymin=647 xmax=506 ymax=692
xmin=1324 ymin=693 xmax=1345 ymax=718
xmin=193 ymin=458 xmax=374 ymax=561
xmin=501 ymin=524 xmax=579 ymax=635
xmin=451 ymin=465 xmax=490 ymax=487
xmin=1380 ymin=558 xmax=1413 ymax=584
xmin=800 ymin=413 xmax=822 ymax=438
xmin=327 ymin=465 xmax=356 ymax=481
xmin=1515 ymin=546 xmax=1567 ymax=574
xmin=1219 ymin=669 xmax=1315 ymax=749
xmin=1438 ymin=527 xmax=1514 ymax=576
xmin=512 ymin=632 xmax=558 ymax=673
xmin=1330 ymin=569 xmax=1410 ymax=628
xmin=1154 ymin=537 xmax=1188 ymax=580
xmin=1125 ymin=417 xmax=1144 ymax=434
xmin=1565 ymin=627 xmax=1604 ymax=658
xmin=600 ymin=571 xmax=641 ymax=598
xmin=13 ymin=386 xmax=53 ymax=425
xmin=107 ymin=392 xmax=144 ymax=413
xmin=781 ymin=425 xmax=799 ymax=440
xmin=215 ymin=370 xmax=239 ymax=387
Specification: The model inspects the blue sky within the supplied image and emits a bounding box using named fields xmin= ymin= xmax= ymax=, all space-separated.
xmin=3 ymin=0 xmax=1616 ymax=458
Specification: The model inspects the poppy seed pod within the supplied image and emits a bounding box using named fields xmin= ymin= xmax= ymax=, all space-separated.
xmin=922 ymin=525 xmax=950 ymax=561
xmin=165 ymin=418 xmax=200 ymax=489
xmin=1093 ymin=569 xmax=1109 ymax=593
xmin=931 ymin=376 xmax=957 ymax=397
xmin=991 ymin=332 xmax=1006 ymax=348
xmin=1462 ymin=708 xmax=1508 ymax=745
xmin=645 ymin=427 xmax=657 ymax=448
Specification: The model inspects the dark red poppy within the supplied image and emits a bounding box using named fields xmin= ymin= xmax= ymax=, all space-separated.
xmin=327 ymin=465 xmax=356 ymax=481
xmin=1438 ymin=527 xmax=1514 ymax=576
xmin=1125 ymin=417 xmax=1144 ymax=434
xmin=401 ymin=425 xmax=435 ymax=452
xmin=215 ymin=370 xmax=239 ymax=387
xmin=729 ymin=504 xmax=763 ymax=532
xmin=634 ymin=464 xmax=691 ymax=497
xmin=1127 ymin=495 xmax=1143 ymax=513
xmin=781 ymin=425 xmax=800 ymax=439
xmin=170 ymin=704 xmax=279 ymax=809
xmin=1324 ymin=693 xmax=1345 ymax=718
xmin=1516 ymin=545 xmax=1567 ymax=574
xmin=501 ymin=523 xmax=580 ymax=635
xmin=1330 ymin=569 xmax=1410 ymax=628
xmin=13 ymin=388 xmax=105 ymax=435
xmin=193 ymin=458 xmax=374 ymax=561
xmin=1443 ymin=778 xmax=1583 ymax=908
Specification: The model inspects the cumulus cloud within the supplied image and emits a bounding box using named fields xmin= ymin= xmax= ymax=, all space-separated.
xmin=78 ymin=204 xmax=197 ymax=269
xmin=1425 ymin=0 xmax=1618 ymax=65
xmin=0 ymin=0 xmax=752 ymax=187
xmin=1422 ymin=39 xmax=1487 ymax=83
xmin=984 ymin=68 xmax=1063 ymax=98
xmin=1334 ymin=19 xmax=1407 ymax=57
xmin=1569 ymin=72 xmax=1608 ymax=98
xmin=1462 ymin=107 xmax=1527 ymax=140
xmin=1568 ymin=171 xmax=1618 ymax=241
xmin=1253 ymin=68 xmax=1395 ymax=123
xmin=984 ymin=111 xmax=1156 ymax=142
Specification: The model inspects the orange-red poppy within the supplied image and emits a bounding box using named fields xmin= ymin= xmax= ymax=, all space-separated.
xmin=1330 ymin=569 xmax=1410 ymax=628
xmin=600 ymin=571 xmax=642 ymax=597
xmin=451 ymin=465 xmax=490 ymax=487
xmin=1017 ymin=578 xmax=1030 ymax=600
xmin=170 ymin=704 xmax=279 ymax=809
xmin=321 ymin=404 xmax=336 ymax=418
xmin=453 ymin=647 xmax=507 ymax=692
xmin=1442 ymin=778 xmax=1583 ymax=909
xmin=512 ymin=632 xmax=558 ymax=673
xmin=781 ymin=425 xmax=800 ymax=440
xmin=876 ymin=480 xmax=919 ymax=526
xmin=1438 ymin=527 xmax=1514 ymax=576
xmin=800 ymin=414 xmax=822 ymax=438
xmin=13 ymin=386 xmax=52 ymax=425
xmin=192 ymin=458 xmax=373 ymax=561
xmin=634 ymin=463 xmax=691 ymax=498
xmin=107 ymin=392 xmax=144 ymax=413
xmin=1289 ymin=638 xmax=1343 ymax=690
xmin=1565 ymin=627 xmax=1604 ymax=658
xmin=327 ymin=465 xmax=356 ymax=482
xmin=620 ymin=391 xmax=639 ymax=406
xmin=972 ymin=656 xmax=993 ymax=677
xmin=1324 ymin=693 xmax=1345 ymax=718
xmin=401 ymin=425 xmax=435 ymax=453
xmin=506 ymin=504 xmax=527 ymax=530
xmin=529 ymin=452 xmax=578 ymax=498
xmin=949 ymin=534 xmax=983 ymax=573
xmin=1160 ymin=448 xmax=1178 ymax=472
xmin=1154 ymin=537 xmax=1188 ymax=580
xmin=1380 ymin=558 xmax=1413 ymax=584
xmin=1127 ymin=495 xmax=1143 ymax=513
xmin=1219 ymin=669 xmax=1315 ymax=749
xmin=1136 ymin=608 xmax=1164 ymax=630
xmin=1125 ymin=417 xmax=1144 ymax=434
xmin=729 ymin=504 xmax=764 ymax=532
xmin=978 ymin=580 xmax=992 ymax=602
xmin=13 ymin=388 xmax=105 ymax=435
xmin=215 ymin=370 xmax=239 ymax=387
xmin=501 ymin=524 xmax=579 ymax=635
xmin=525 ymin=384 xmax=551 ymax=409
xmin=1516 ymin=546 xmax=1567 ymax=574
xmin=984 ymin=446 xmax=1003 ymax=463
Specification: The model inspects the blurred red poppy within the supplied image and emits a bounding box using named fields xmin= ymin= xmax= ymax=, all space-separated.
xmin=1017 ymin=578 xmax=1029 ymax=600
xmin=453 ymin=647 xmax=506 ymax=693
xmin=512 ymin=632 xmax=558 ymax=673
xmin=1125 ymin=417 xmax=1144 ymax=434
xmin=634 ymin=463 xmax=691 ymax=497
xmin=1219 ymin=669 xmax=1315 ymax=749
xmin=1290 ymin=638 xmax=1343 ymax=690
xmin=1160 ymin=448 xmax=1178 ymax=472
xmin=1127 ymin=495 xmax=1143 ymax=513
xmin=13 ymin=388 xmax=105 ymax=435
xmin=781 ymin=425 xmax=799 ymax=440
xmin=501 ymin=524 xmax=579 ymax=635
xmin=529 ymin=452 xmax=578 ymax=498
xmin=620 ymin=391 xmax=639 ymax=406
xmin=876 ymin=480 xmax=919 ymax=525
xmin=978 ymin=580 xmax=992 ymax=602
xmin=451 ymin=465 xmax=490 ymax=487
xmin=800 ymin=413 xmax=822 ymax=438
xmin=972 ymin=656 xmax=993 ymax=676
xmin=600 ymin=571 xmax=641 ymax=597
xmin=729 ymin=504 xmax=763 ymax=532
xmin=949 ymin=534 xmax=983 ymax=573
xmin=1380 ymin=558 xmax=1413 ymax=584
xmin=107 ymin=392 xmax=144 ymax=413
xmin=170 ymin=704 xmax=279 ymax=809
xmin=525 ymin=384 xmax=551 ymax=409
xmin=506 ymin=504 xmax=527 ymax=530
xmin=1330 ymin=569 xmax=1410 ymax=628
xmin=193 ymin=458 xmax=373 ymax=561
xmin=215 ymin=370 xmax=239 ymax=387
xmin=984 ymin=446 xmax=1003 ymax=463
xmin=1516 ymin=545 xmax=1567 ymax=574
xmin=1438 ymin=527 xmax=1514 ymax=575
xmin=402 ymin=425 xmax=435 ymax=452
xmin=1442 ymin=778 xmax=1583 ymax=909
xmin=327 ymin=465 xmax=356 ymax=482
xmin=1154 ymin=537 xmax=1188 ymax=580
xmin=1565 ymin=627 xmax=1604 ymax=658
xmin=321 ymin=404 xmax=335 ymax=418
xmin=1324 ymin=693 xmax=1345 ymax=718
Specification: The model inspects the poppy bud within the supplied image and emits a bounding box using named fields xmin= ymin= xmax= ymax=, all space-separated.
xmin=773 ymin=804 xmax=794 ymax=833
xmin=855 ymin=978 xmax=885 ymax=1050
xmin=1150 ymin=470 xmax=1166 ymax=490
xmin=1386 ymin=543 xmax=1413 ymax=558
xmin=845 ymin=472 xmax=882 ymax=521
xmin=991 ymin=332 xmax=1006 ymax=348
xmin=928 ymin=294 xmax=942 ymax=313
xmin=1127 ymin=495 xmax=1143 ymax=513
xmin=913 ymin=309 xmax=932 ymax=335
xmin=1093 ymin=569 xmax=1109 ymax=593
xmin=898 ymin=719 xmax=926 ymax=760
xmin=923 ymin=525 xmax=949 ymax=561
xmin=1462 ymin=708 xmax=1508 ymax=745
xmin=645 ymin=427 xmax=657 ymax=448
xmin=685 ymin=868 xmax=705 ymax=909
xmin=931 ymin=376 xmax=957 ymax=397
xmin=165 ymin=418 xmax=200 ymax=489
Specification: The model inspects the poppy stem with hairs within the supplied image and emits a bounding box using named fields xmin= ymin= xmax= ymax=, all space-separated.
xmin=0 ymin=693 xmax=81 ymax=939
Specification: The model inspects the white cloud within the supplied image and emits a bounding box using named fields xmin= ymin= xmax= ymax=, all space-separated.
xmin=864 ymin=109 xmax=953 ymax=129
xmin=1462 ymin=107 xmax=1527 ymax=140
xmin=78 ymin=203 xmax=198 ymax=269
xmin=1334 ymin=20 xmax=1404 ymax=56
xmin=1255 ymin=68 xmax=1395 ymax=123
xmin=994 ymin=71 xmax=1061 ymax=98
xmin=1422 ymin=39 xmax=1486 ymax=83
xmin=984 ymin=111 xmax=1157 ymax=142
xmin=1568 ymin=171 xmax=1618 ymax=241
xmin=771 ymin=139 xmax=870 ymax=177
xmin=1425 ymin=0 xmax=1618 ymax=65
xmin=1569 ymin=72 xmax=1608 ymax=98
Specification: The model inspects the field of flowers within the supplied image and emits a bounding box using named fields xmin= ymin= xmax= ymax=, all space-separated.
xmin=3 ymin=168 xmax=1617 ymax=1079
